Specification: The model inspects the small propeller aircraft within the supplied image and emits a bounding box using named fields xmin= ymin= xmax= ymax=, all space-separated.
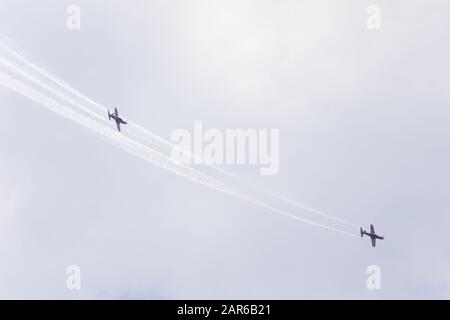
xmin=108 ymin=107 xmax=127 ymax=132
xmin=361 ymin=224 xmax=384 ymax=248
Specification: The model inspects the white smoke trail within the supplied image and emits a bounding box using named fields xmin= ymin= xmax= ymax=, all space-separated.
xmin=227 ymin=177 xmax=361 ymax=229
xmin=0 ymin=37 xmax=360 ymax=230
xmin=1 ymin=35 xmax=362 ymax=229
xmin=0 ymin=68 xmax=358 ymax=239
xmin=0 ymin=54 xmax=111 ymax=126
xmin=227 ymin=190 xmax=358 ymax=238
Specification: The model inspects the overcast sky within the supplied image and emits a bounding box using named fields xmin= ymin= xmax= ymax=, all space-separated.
xmin=0 ymin=0 xmax=449 ymax=299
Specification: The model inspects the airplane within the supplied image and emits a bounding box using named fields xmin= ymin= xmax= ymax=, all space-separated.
xmin=108 ymin=107 xmax=127 ymax=132
xmin=360 ymin=224 xmax=384 ymax=248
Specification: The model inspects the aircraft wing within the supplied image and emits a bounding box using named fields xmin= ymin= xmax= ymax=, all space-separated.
xmin=371 ymin=237 xmax=376 ymax=247
xmin=116 ymin=121 xmax=121 ymax=132
xmin=115 ymin=107 xmax=119 ymax=117
xmin=370 ymin=224 xmax=375 ymax=234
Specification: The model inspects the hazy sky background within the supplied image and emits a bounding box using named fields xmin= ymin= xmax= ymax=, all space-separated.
xmin=0 ymin=0 xmax=449 ymax=299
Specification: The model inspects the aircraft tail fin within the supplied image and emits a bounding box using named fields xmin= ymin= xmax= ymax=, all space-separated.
xmin=108 ymin=110 xmax=111 ymax=120
xmin=360 ymin=227 xmax=364 ymax=237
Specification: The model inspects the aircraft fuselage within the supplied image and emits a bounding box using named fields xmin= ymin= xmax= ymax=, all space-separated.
xmin=363 ymin=232 xmax=384 ymax=240
xmin=111 ymin=115 xmax=127 ymax=124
